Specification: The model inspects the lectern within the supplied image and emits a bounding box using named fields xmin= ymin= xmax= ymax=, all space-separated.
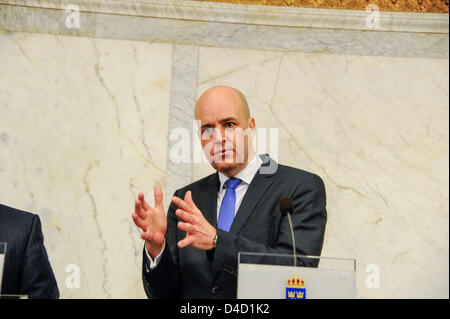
xmin=0 ymin=242 xmax=5 ymax=291
xmin=0 ymin=242 xmax=28 ymax=299
xmin=237 ymin=252 xmax=356 ymax=299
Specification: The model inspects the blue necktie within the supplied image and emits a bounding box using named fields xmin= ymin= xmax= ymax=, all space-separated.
xmin=217 ymin=178 xmax=242 ymax=232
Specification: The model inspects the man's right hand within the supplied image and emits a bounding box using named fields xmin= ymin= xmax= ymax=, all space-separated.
xmin=132 ymin=185 xmax=167 ymax=259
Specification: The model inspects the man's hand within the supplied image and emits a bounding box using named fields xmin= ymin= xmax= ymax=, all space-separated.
xmin=172 ymin=191 xmax=217 ymax=250
xmin=132 ymin=185 xmax=167 ymax=259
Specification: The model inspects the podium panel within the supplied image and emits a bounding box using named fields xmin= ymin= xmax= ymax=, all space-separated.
xmin=0 ymin=243 xmax=28 ymax=299
xmin=0 ymin=242 xmax=5 ymax=293
xmin=0 ymin=295 xmax=28 ymax=299
xmin=237 ymin=252 xmax=356 ymax=299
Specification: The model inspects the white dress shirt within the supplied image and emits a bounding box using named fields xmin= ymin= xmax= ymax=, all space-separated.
xmin=145 ymin=154 xmax=263 ymax=269
xmin=216 ymin=154 xmax=263 ymax=219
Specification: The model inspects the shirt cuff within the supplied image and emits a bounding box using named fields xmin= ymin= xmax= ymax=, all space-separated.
xmin=144 ymin=240 xmax=166 ymax=270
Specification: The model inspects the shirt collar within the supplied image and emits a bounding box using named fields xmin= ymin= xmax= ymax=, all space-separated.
xmin=218 ymin=154 xmax=263 ymax=190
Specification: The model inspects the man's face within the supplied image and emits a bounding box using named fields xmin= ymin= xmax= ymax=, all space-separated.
xmin=195 ymin=88 xmax=255 ymax=176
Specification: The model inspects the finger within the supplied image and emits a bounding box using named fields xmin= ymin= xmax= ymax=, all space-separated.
xmin=135 ymin=199 xmax=148 ymax=220
xmin=132 ymin=213 xmax=146 ymax=230
xmin=184 ymin=191 xmax=194 ymax=205
xmin=177 ymin=221 xmax=195 ymax=233
xmin=154 ymin=185 xmax=164 ymax=210
xmin=175 ymin=209 xmax=196 ymax=224
xmin=172 ymin=196 xmax=192 ymax=213
xmin=184 ymin=191 xmax=201 ymax=213
xmin=138 ymin=192 xmax=151 ymax=211
xmin=134 ymin=199 xmax=144 ymax=217
xmin=178 ymin=237 xmax=193 ymax=248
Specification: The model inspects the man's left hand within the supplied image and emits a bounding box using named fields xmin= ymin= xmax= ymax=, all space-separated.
xmin=172 ymin=191 xmax=217 ymax=250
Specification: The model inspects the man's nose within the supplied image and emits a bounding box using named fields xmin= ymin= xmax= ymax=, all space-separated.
xmin=213 ymin=127 xmax=226 ymax=145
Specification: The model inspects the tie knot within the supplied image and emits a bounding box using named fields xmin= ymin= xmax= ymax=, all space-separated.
xmin=225 ymin=178 xmax=242 ymax=190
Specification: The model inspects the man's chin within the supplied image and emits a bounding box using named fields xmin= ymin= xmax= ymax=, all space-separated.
xmin=212 ymin=162 xmax=239 ymax=174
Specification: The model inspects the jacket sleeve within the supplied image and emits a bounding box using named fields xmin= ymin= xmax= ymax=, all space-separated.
xmin=142 ymin=191 xmax=180 ymax=299
xmin=20 ymin=214 xmax=59 ymax=299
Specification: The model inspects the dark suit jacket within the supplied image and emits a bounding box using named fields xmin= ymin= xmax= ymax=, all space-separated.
xmin=0 ymin=204 xmax=59 ymax=298
xmin=142 ymin=155 xmax=327 ymax=299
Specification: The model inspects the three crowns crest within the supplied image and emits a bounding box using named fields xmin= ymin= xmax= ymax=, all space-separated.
xmin=286 ymin=274 xmax=306 ymax=299
xmin=286 ymin=274 xmax=305 ymax=289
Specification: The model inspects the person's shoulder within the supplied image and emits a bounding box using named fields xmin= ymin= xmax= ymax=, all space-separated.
xmin=275 ymin=163 xmax=325 ymax=188
xmin=276 ymin=163 xmax=320 ymax=179
xmin=0 ymin=203 xmax=36 ymax=225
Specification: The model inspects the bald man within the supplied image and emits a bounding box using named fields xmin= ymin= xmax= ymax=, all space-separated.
xmin=132 ymin=86 xmax=327 ymax=298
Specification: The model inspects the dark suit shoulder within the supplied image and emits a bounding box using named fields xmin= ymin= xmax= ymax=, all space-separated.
xmin=0 ymin=204 xmax=36 ymax=260
xmin=0 ymin=204 xmax=36 ymax=227
xmin=276 ymin=163 xmax=324 ymax=184
xmin=272 ymin=164 xmax=326 ymax=201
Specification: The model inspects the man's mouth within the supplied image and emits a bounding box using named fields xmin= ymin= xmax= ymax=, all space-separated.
xmin=213 ymin=149 xmax=234 ymax=156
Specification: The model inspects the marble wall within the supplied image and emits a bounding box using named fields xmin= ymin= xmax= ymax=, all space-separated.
xmin=194 ymin=47 xmax=449 ymax=298
xmin=0 ymin=32 xmax=172 ymax=298
xmin=0 ymin=0 xmax=448 ymax=298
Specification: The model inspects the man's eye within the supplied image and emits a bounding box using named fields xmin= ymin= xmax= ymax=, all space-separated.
xmin=225 ymin=122 xmax=235 ymax=127
xmin=202 ymin=127 xmax=214 ymax=135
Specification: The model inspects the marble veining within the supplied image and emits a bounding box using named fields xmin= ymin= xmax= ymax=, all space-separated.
xmin=195 ymin=46 xmax=449 ymax=298
xmin=1 ymin=0 xmax=448 ymax=32
xmin=0 ymin=0 xmax=448 ymax=300
xmin=0 ymin=32 xmax=172 ymax=298
xmin=1 ymin=2 xmax=448 ymax=59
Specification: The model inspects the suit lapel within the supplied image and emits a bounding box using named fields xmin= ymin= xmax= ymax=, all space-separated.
xmin=196 ymin=155 xmax=278 ymax=233
xmin=197 ymin=173 xmax=220 ymax=229
xmin=229 ymin=155 xmax=277 ymax=234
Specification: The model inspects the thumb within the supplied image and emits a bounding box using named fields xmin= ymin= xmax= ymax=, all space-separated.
xmin=154 ymin=185 xmax=164 ymax=210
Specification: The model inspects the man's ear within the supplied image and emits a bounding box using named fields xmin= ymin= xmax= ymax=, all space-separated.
xmin=248 ymin=118 xmax=255 ymax=128
xmin=248 ymin=118 xmax=256 ymax=136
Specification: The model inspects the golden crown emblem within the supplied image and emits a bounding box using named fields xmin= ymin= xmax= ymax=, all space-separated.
xmin=286 ymin=275 xmax=305 ymax=289
xmin=287 ymin=290 xmax=305 ymax=299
